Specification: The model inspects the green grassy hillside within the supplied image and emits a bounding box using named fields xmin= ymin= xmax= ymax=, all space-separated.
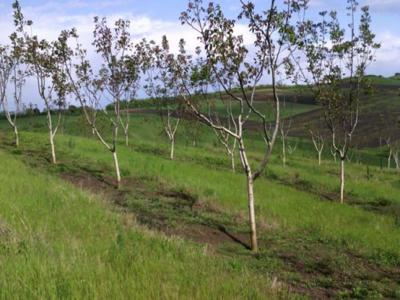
xmin=0 ymin=148 xmax=283 ymax=299
xmin=0 ymin=103 xmax=399 ymax=298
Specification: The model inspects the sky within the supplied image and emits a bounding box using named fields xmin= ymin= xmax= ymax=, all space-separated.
xmin=0 ymin=0 xmax=399 ymax=109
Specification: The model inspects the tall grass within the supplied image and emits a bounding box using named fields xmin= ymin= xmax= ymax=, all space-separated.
xmin=0 ymin=151 xmax=280 ymax=299
xmin=9 ymin=124 xmax=400 ymax=266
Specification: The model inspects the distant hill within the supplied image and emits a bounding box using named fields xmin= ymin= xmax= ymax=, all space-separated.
xmin=288 ymin=77 xmax=400 ymax=148
xmin=365 ymin=74 xmax=400 ymax=87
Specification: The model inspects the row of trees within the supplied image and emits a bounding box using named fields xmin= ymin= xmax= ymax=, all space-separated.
xmin=0 ymin=0 xmax=381 ymax=252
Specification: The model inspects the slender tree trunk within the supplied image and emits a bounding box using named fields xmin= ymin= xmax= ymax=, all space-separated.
xmin=238 ymin=135 xmax=258 ymax=253
xmin=112 ymin=150 xmax=121 ymax=186
xmin=340 ymin=158 xmax=345 ymax=204
xmin=394 ymin=152 xmax=399 ymax=171
xmin=49 ymin=131 xmax=56 ymax=164
xmin=125 ymin=130 xmax=129 ymax=147
xmin=318 ymin=151 xmax=322 ymax=166
xmin=4 ymin=109 xmax=20 ymax=147
xmin=388 ymin=150 xmax=392 ymax=169
xmin=170 ymin=138 xmax=175 ymax=160
xmin=282 ymin=136 xmax=286 ymax=167
xmin=47 ymin=110 xmax=57 ymax=164
xmin=231 ymin=152 xmax=235 ymax=172
xmin=246 ymin=173 xmax=258 ymax=252
xmin=14 ymin=125 xmax=19 ymax=147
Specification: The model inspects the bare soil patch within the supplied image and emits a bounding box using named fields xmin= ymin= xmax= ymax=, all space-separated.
xmin=61 ymin=170 xmax=250 ymax=250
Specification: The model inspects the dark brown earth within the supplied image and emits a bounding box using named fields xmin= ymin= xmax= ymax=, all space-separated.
xmin=60 ymin=171 xmax=250 ymax=250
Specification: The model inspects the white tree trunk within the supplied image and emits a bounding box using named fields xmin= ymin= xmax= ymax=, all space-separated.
xmin=170 ymin=138 xmax=175 ymax=160
xmin=394 ymin=151 xmax=399 ymax=171
xmin=388 ymin=150 xmax=392 ymax=169
xmin=282 ymin=136 xmax=286 ymax=167
xmin=14 ymin=125 xmax=19 ymax=147
xmin=318 ymin=151 xmax=322 ymax=166
xmin=340 ymin=158 xmax=345 ymax=204
xmin=47 ymin=110 xmax=57 ymax=164
xmin=246 ymin=173 xmax=258 ymax=252
xmin=50 ymin=131 xmax=56 ymax=164
xmin=231 ymin=152 xmax=235 ymax=172
xmin=125 ymin=129 xmax=129 ymax=147
xmin=238 ymin=136 xmax=258 ymax=253
xmin=112 ymin=151 xmax=121 ymax=186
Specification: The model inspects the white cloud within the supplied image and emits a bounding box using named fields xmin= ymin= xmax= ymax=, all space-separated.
xmin=368 ymin=31 xmax=400 ymax=75
xmin=365 ymin=0 xmax=400 ymax=13
xmin=308 ymin=0 xmax=330 ymax=8
xmin=0 ymin=2 xmax=255 ymax=109
xmin=1 ymin=0 xmax=397 ymax=110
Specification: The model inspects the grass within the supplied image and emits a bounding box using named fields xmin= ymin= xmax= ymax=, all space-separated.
xmin=0 ymin=150 xmax=282 ymax=299
xmin=3 ymin=114 xmax=400 ymax=263
xmin=0 ymin=102 xmax=399 ymax=298
xmin=366 ymin=75 xmax=400 ymax=86
xmin=211 ymin=101 xmax=318 ymax=122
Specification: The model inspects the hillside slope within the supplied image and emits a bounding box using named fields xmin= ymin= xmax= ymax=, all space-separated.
xmin=0 ymin=125 xmax=399 ymax=298
xmin=0 ymin=150 xmax=279 ymax=299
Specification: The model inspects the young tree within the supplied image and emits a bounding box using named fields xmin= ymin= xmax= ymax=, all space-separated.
xmin=309 ymin=129 xmax=325 ymax=166
xmin=290 ymin=0 xmax=380 ymax=203
xmin=0 ymin=46 xmax=18 ymax=146
xmin=58 ymin=17 xmax=141 ymax=185
xmin=385 ymin=138 xmax=400 ymax=170
xmin=119 ymin=43 xmax=143 ymax=147
xmin=394 ymin=145 xmax=400 ymax=171
xmin=280 ymin=118 xmax=292 ymax=167
xmin=92 ymin=17 xmax=140 ymax=156
xmin=382 ymin=114 xmax=400 ymax=170
xmin=0 ymin=1 xmax=29 ymax=147
xmin=279 ymin=98 xmax=298 ymax=167
xmin=24 ymin=29 xmax=69 ymax=164
xmin=307 ymin=118 xmax=326 ymax=166
xmin=167 ymin=0 xmax=306 ymax=252
xmin=145 ymin=36 xmax=184 ymax=160
xmin=287 ymin=138 xmax=298 ymax=156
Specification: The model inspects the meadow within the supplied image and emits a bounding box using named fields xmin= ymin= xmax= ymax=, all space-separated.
xmin=0 ymin=93 xmax=399 ymax=298
xmin=0 ymin=0 xmax=399 ymax=298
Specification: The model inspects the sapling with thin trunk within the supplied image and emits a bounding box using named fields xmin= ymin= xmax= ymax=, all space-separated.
xmin=145 ymin=36 xmax=183 ymax=160
xmin=280 ymin=98 xmax=297 ymax=167
xmin=383 ymin=115 xmax=400 ymax=170
xmin=57 ymin=18 xmax=141 ymax=185
xmin=309 ymin=129 xmax=325 ymax=165
xmin=0 ymin=46 xmax=21 ymax=147
xmin=289 ymin=0 xmax=380 ymax=203
xmin=170 ymin=0 xmax=306 ymax=252
xmin=387 ymin=138 xmax=400 ymax=171
xmin=280 ymin=118 xmax=292 ymax=167
xmin=24 ymin=29 xmax=69 ymax=164
xmin=0 ymin=1 xmax=30 ymax=147
xmin=386 ymin=138 xmax=393 ymax=169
